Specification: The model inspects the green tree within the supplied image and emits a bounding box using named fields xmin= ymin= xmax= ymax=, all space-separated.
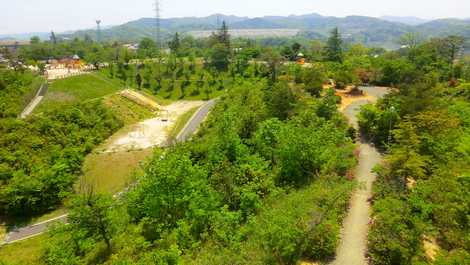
xmin=324 ymin=28 xmax=343 ymax=63
xmin=138 ymin=38 xmax=157 ymax=58
xmin=215 ymin=21 xmax=231 ymax=48
xmin=263 ymin=48 xmax=283 ymax=84
xmin=68 ymin=192 xmax=118 ymax=252
xmin=168 ymin=32 xmax=181 ymax=55
xmin=399 ymin=32 xmax=424 ymax=50
xmin=30 ymin=36 xmax=40 ymax=45
xmin=301 ymin=66 xmax=326 ymax=97
xmin=127 ymin=149 xmax=219 ymax=237
xmin=50 ymin=31 xmax=57 ymax=45
xmin=266 ymin=82 xmax=297 ymax=120
xmin=208 ymin=43 xmax=231 ymax=71
xmin=135 ymin=72 xmax=143 ymax=89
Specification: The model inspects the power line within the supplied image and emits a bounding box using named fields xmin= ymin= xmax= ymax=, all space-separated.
xmin=154 ymin=0 xmax=161 ymax=50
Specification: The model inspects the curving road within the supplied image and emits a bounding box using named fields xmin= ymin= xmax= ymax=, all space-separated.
xmin=330 ymin=86 xmax=389 ymax=265
xmin=3 ymin=99 xmax=218 ymax=245
xmin=176 ymin=99 xmax=217 ymax=142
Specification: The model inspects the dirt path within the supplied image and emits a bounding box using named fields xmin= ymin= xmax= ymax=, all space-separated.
xmin=330 ymin=87 xmax=389 ymax=265
xmin=20 ymin=83 xmax=48 ymax=119
xmin=103 ymin=100 xmax=203 ymax=153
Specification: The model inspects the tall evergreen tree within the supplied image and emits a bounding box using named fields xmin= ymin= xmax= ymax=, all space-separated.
xmin=208 ymin=21 xmax=231 ymax=71
xmin=50 ymin=31 xmax=57 ymax=45
xmin=324 ymin=27 xmax=343 ymax=63
xmin=168 ymin=32 xmax=181 ymax=55
xmin=217 ymin=21 xmax=231 ymax=48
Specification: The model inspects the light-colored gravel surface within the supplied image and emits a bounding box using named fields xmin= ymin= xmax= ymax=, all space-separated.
xmin=330 ymin=86 xmax=389 ymax=265
xmin=103 ymin=101 xmax=204 ymax=152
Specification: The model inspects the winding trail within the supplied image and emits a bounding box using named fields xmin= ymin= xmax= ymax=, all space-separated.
xmin=330 ymin=87 xmax=389 ymax=265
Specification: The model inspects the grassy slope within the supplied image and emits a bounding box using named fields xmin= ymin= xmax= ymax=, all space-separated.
xmin=36 ymin=72 xmax=123 ymax=112
xmin=19 ymin=76 xmax=44 ymax=113
xmin=81 ymin=149 xmax=152 ymax=194
xmin=82 ymin=99 xmax=202 ymax=195
xmin=0 ymin=74 xmax=147 ymax=263
xmin=0 ymin=234 xmax=47 ymax=265
xmin=103 ymin=94 xmax=156 ymax=125
xmin=0 ymin=72 xmax=43 ymax=117
xmin=80 ymin=92 xmax=157 ymax=195
xmin=168 ymin=106 xmax=200 ymax=141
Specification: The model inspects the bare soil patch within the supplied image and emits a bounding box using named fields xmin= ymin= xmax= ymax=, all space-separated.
xmin=102 ymin=101 xmax=204 ymax=153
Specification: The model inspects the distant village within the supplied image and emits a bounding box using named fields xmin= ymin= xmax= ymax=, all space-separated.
xmin=0 ymin=39 xmax=142 ymax=80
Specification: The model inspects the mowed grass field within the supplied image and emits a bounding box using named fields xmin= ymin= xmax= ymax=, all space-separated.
xmin=37 ymin=72 xmax=123 ymax=112
xmin=0 ymin=233 xmax=47 ymax=265
xmin=81 ymin=149 xmax=152 ymax=194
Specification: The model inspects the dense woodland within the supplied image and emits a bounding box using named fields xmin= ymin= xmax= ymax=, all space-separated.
xmin=357 ymin=38 xmax=470 ymax=264
xmin=0 ymin=70 xmax=123 ymax=216
xmin=0 ymin=23 xmax=470 ymax=265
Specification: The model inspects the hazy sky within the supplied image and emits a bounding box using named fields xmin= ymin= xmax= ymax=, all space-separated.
xmin=1 ymin=0 xmax=468 ymax=34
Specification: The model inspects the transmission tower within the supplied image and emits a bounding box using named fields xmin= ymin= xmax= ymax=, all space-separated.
xmin=96 ymin=20 xmax=102 ymax=42
xmin=154 ymin=0 xmax=162 ymax=50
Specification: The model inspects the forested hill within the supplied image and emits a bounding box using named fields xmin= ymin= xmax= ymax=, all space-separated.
xmin=62 ymin=13 xmax=470 ymax=48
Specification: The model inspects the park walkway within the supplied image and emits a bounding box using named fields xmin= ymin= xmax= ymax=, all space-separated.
xmin=330 ymin=87 xmax=389 ymax=265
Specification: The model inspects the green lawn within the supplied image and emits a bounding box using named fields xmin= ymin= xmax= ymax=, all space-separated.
xmin=81 ymin=149 xmax=152 ymax=194
xmin=0 ymin=233 xmax=47 ymax=265
xmin=37 ymin=72 xmax=123 ymax=111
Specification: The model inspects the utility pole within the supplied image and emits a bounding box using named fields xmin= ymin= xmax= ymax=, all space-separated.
xmin=388 ymin=106 xmax=396 ymax=147
xmin=96 ymin=20 xmax=102 ymax=43
xmin=154 ymin=0 xmax=161 ymax=51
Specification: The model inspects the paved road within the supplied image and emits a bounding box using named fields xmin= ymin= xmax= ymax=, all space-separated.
xmin=20 ymin=83 xmax=48 ymax=119
xmin=3 ymin=215 xmax=67 ymax=244
xmin=330 ymin=86 xmax=389 ymax=265
xmin=175 ymin=99 xmax=218 ymax=142
xmin=3 ymin=99 xmax=218 ymax=245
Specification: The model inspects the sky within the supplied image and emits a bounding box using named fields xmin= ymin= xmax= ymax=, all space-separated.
xmin=1 ymin=0 xmax=468 ymax=35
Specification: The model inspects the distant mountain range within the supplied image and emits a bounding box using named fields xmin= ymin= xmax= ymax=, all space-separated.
xmin=3 ymin=13 xmax=470 ymax=49
xmin=379 ymin=16 xmax=431 ymax=26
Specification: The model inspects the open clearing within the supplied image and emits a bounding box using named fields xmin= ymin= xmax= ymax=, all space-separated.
xmin=36 ymin=72 xmax=123 ymax=111
xmin=102 ymin=100 xmax=204 ymax=153
xmin=81 ymin=149 xmax=152 ymax=194
xmin=82 ymin=91 xmax=204 ymax=193
xmin=0 ymin=233 xmax=46 ymax=265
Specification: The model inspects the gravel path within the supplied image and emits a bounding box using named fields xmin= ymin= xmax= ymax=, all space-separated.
xmin=19 ymin=83 xmax=48 ymax=119
xmin=330 ymin=86 xmax=389 ymax=265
